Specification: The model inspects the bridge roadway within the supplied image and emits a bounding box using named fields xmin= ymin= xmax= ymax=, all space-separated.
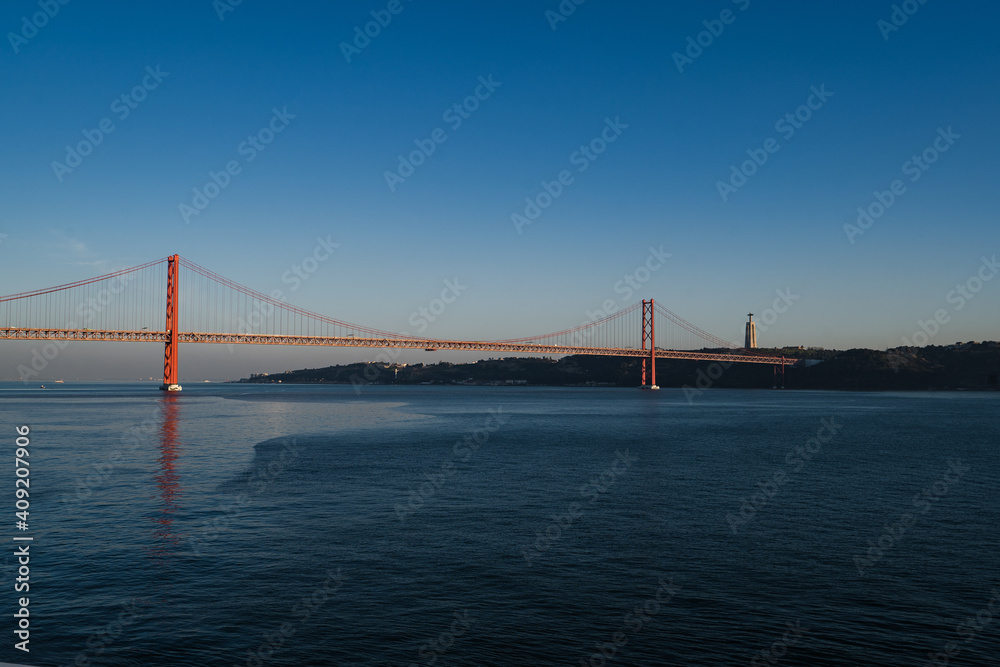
xmin=0 ymin=328 xmax=799 ymax=366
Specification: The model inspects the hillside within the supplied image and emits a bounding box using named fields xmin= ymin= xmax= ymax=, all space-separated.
xmin=236 ymin=342 xmax=1000 ymax=391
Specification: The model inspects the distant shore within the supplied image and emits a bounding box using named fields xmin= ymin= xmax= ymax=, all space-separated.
xmin=234 ymin=343 xmax=1000 ymax=392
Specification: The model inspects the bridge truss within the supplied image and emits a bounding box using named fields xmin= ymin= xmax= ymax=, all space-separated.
xmin=0 ymin=255 xmax=797 ymax=390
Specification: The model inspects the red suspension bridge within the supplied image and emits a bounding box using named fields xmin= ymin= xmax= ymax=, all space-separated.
xmin=0 ymin=255 xmax=796 ymax=390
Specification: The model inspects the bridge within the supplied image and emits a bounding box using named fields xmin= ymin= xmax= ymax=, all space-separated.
xmin=1 ymin=255 xmax=796 ymax=390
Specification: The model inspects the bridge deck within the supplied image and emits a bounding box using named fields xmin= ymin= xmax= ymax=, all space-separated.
xmin=0 ymin=328 xmax=798 ymax=365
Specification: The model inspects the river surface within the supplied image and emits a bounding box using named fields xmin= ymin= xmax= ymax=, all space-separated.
xmin=0 ymin=383 xmax=997 ymax=666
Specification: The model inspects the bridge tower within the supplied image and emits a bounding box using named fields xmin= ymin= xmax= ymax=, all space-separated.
xmin=641 ymin=299 xmax=659 ymax=390
xmin=160 ymin=254 xmax=182 ymax=392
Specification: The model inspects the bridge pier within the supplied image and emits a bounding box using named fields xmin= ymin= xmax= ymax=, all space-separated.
xmin=159 ymin=254 xmax=182 ymax=392
xmin=773 ymin=359 xmax=786 ymax=389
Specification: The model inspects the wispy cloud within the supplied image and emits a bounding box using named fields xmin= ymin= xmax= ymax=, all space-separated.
xmin=49 ymin=229 xmax=90 ymax=257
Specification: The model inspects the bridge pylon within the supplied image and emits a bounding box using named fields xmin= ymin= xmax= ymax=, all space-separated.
xmin=0 ymin=255 xmax=803 ymax=389
xmin=640 ymin=299 xmax=659 ymax=390
xmin=160 ymin=254 xmax=182 ymax=392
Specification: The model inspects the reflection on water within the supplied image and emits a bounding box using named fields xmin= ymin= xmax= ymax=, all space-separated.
xmin=144 ymin=395 xmax=183 ymax=602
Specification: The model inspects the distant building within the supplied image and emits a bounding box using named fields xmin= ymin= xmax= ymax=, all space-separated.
xmin=745 ymin=313 xmax=757 ymax=349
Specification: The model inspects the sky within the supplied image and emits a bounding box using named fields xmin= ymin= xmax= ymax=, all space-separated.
xmin=1 ymin=0 xmax=998 ymax=380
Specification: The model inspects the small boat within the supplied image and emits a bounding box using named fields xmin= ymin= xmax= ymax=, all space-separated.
xmin=39 ymin=385 xmax=45 ymax=389
xmin=54 ymin=379 xmax=64 ymax=383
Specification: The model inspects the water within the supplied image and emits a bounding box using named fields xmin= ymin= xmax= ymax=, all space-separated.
xmin=0 ymin=383 xmax=997 ymax=666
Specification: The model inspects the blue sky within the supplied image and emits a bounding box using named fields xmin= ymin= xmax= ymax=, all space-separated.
xmin=2 ymin=0 xmax=998 ymax=379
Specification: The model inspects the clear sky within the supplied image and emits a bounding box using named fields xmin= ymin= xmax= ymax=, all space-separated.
xmin=2 ymin=0 xmax=998 ymax=380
